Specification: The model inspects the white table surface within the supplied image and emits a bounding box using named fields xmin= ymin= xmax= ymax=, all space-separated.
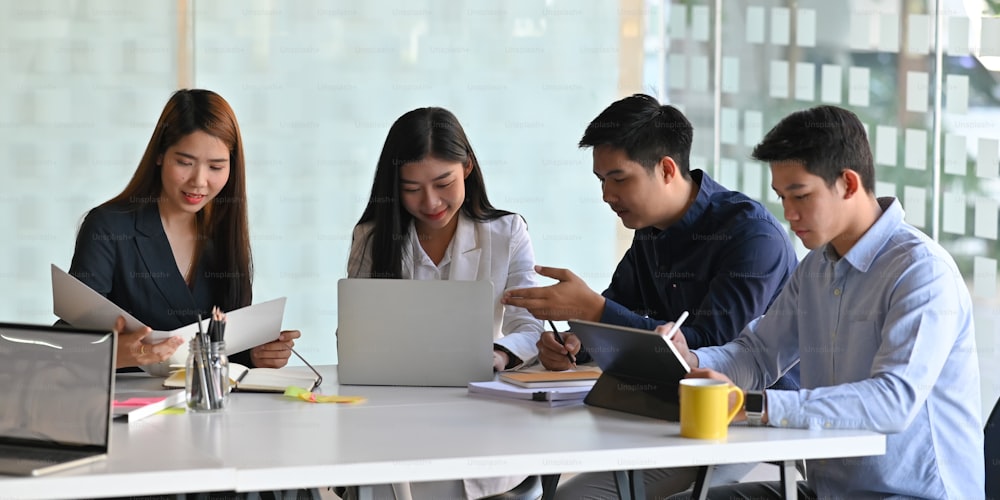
xmin=0 ymin=366 xmax=886 ymax=499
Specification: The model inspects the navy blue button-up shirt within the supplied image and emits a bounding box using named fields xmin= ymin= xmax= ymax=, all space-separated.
xmin=597 ymin=170 xmax=799 ymax=388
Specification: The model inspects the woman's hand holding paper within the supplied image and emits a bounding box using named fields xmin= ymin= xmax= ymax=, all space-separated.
xmin=250 ymin=329 xmax=301 ymax=368
xmin=114 ymin=316 xmax=183 ymax=368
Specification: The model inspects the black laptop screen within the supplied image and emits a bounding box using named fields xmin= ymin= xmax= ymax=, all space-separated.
xmin=0 ymin=324 xmax=114 ymax=449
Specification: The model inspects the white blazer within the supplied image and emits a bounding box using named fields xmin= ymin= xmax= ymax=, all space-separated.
xmin=349 ymin=212 xmax=543 ymax=367
xmin=348 ymin=213 xmax=542 ymax=498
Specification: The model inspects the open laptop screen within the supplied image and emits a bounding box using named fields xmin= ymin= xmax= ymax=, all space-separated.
xmin=0 ymin=323 xmax=115 ymax=450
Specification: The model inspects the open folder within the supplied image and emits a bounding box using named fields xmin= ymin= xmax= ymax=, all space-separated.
xmin=51 ymin=264 xmax=287 ymax=374
xmin=163 ymin=364 xmax=321 ymax=393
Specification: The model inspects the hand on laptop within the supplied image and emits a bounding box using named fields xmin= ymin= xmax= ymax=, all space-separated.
xmin=502 ymin=266 xmax=606 ymax=322
xmin=250 ymin=329 xmax=300 ymax=368
xmin=537 ymin=331 xmax=581 ymax=371
xmin=113 ymin=316 xmax=183 ymax=368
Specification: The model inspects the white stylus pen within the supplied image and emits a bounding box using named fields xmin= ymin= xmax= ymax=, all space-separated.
xmin=662 ymin=310 xmax=690 ymax=341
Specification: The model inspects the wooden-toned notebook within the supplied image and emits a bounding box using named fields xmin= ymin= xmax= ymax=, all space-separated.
xmin=499 ymin=369 xmax=601 ymax=388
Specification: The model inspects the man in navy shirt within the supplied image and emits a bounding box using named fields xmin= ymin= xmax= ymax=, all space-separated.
xmin=503 ymin=94 xmax=799 ymax=498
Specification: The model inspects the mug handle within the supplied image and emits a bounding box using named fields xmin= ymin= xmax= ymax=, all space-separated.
xmin=726 ymin=385 xmax=745 ymax=424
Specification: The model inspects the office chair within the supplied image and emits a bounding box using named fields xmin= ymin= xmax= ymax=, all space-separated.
xmin=986 ymin=396 xmax=1000 ymax=499
xmin=338 ymin=477 xmax=544 ymax=500
xmin=478 ymin=475 xmax=543 ymax=500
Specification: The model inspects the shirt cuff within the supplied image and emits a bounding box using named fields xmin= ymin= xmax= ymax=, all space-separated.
xmin=493 ymin=344 xmax=523 ymax=371
xmin=762 ymin=389 xmax=797 ymax=428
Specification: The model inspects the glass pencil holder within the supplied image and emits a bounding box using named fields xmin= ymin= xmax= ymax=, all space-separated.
xmin=185 ymin=338 xmax=229 ymax=412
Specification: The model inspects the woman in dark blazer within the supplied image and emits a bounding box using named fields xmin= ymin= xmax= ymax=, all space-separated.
xmin=69 ymin=89 xmax=299 ymax=370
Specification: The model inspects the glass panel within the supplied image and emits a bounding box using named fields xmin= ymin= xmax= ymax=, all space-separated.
xmin=651 ymin=0 xmax=999 ymax=421
xmin=193 ymin=0 xmax=622 ymax=363
xmin=937 ymin=3 xmax=1000 ymax=419
xmin=0 ymin=0 xmax=179 ymax=323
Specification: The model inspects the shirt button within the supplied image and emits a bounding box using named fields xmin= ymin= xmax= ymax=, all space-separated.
xmin=824 ymin=422 xmax=832 ymax=428
xmin=833 ymin=288 xmax=842 ymax=296
xmin=781 ymin=419 xmax=789 ymax=427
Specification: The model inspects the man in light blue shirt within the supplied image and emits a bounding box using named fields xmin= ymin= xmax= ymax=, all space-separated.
xmin=666 ymin=105 xmax=983 ymax=499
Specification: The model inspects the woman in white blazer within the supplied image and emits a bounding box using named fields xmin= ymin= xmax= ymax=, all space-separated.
xmin=343 ymin=107 xmax=543 ymax=500
xmin=348 ymin=106 xmax=543 ymax=372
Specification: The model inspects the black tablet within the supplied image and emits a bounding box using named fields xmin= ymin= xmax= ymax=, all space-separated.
xmin=568 ymin=319 xmax=692 ymax=421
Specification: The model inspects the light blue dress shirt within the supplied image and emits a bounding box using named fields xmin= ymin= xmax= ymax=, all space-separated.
xmin=696 ymin=198 xmax=983 ymax=498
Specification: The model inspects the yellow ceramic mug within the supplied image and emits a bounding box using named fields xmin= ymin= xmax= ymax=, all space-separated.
xmin=679 ymin=378 xmax=744 ymax=440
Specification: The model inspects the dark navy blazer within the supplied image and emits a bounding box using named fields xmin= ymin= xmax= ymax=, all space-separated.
xmin=69 ymin=203 xmax=253 ymax=365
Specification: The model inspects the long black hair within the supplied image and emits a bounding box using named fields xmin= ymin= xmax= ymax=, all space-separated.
xmin=354 ymin=107 xmax=510 ymax=279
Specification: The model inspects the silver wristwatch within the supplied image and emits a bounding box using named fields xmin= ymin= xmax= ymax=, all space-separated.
xmin=745 ymin=390 xmax=765 ymax=426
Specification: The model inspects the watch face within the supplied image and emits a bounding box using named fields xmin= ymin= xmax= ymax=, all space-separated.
xmin=745 ymin=392 xmax=765 ymax=412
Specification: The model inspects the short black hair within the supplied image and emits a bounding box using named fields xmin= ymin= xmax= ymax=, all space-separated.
xmin=579 ymin=93 xmax=693 ymax=178
xmin=751 ymin=105 xmax=875 ymax=193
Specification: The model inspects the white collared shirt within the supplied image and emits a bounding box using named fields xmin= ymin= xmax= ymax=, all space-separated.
xmin=405 ymin=219 xmax=455 ymax=281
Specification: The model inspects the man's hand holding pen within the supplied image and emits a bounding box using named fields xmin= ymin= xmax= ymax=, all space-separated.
xmin=536 ymin=330 xmax=582 ymax=371
xmin=251 ymin=329 xmax=301 ymax=368
xmin=654 ymin=317 xmax=699 ymax=369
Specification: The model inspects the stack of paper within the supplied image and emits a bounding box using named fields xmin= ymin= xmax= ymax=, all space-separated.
xmin=468 ymin=380 xmax=593 ymax=407
xmin=51 ymin=264 xmax=286 ymax=376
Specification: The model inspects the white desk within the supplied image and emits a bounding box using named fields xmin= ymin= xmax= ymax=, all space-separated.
xmin=0 ymin=367 xmax=885 ymax=499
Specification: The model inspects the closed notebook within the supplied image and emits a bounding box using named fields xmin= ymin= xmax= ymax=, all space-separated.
xmin=163 ymin=364 xmax=320 ymax=393
xmin=499 ymin=370 xmax=601 ymax=388
xmin=113 ymin=389 xmax=185 ymax=423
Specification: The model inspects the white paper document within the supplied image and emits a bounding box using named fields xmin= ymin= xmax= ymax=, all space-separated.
xmin=468 ymin=380 xmax=591 ymax=407
xmin=51 ymin=264 xmax=286 ymax=355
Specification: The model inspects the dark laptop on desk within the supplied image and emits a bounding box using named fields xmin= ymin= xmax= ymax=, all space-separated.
xmin=336 ymin=279 xmax=495 ymax=387
xmin=0 ymin=323 xmax=116 ymax=476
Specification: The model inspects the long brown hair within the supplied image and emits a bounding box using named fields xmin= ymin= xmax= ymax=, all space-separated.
xmin=103 ymin=89 xmax=252 ymax=309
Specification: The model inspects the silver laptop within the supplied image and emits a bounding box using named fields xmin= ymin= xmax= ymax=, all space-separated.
xmin=337 ymin=279 xmax=495 ymax=387
xmin=0 ymin=323 xmax=116 ymax=476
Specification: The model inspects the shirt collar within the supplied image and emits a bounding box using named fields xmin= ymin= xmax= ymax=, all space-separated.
xmin=825 ymin=197 xmax=902 ymax=272
xmin=669 ymin=169 xmax=716 ymax=234
xmin=407 ymin=212 xmax=470 ymax=268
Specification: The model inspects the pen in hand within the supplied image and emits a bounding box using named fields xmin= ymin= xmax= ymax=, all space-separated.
xmin=662 ymin=310 xmax=690 ymax=342
xmin=548 ymin=320 xmax=576 ymax=367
